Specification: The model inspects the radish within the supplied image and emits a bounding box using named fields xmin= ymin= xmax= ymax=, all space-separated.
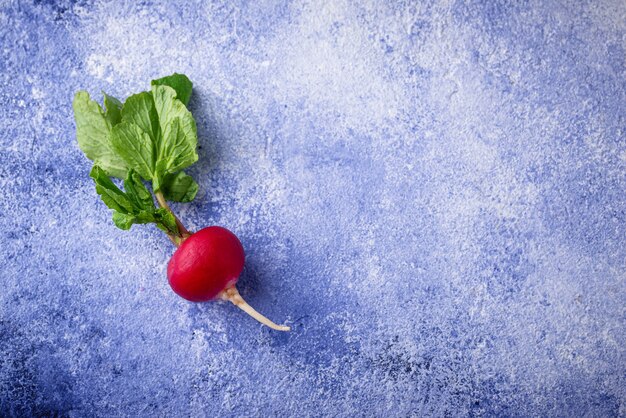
xmin=168 ymin=226 xmax=290 ymax=331
xmin=73 ymin=73 xmax=290 ymax=331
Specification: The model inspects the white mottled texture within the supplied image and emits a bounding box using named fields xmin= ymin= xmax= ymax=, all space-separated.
xmin=1 ymin=0 xmax=625 ymax=416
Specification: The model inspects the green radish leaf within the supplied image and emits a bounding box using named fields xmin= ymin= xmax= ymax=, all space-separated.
xmin=154 ymin=208 xmax=178 ymax=234
xmin=90 ymin=165 xmax=133 ymax=213
xmin=160 ymin=117 xmax=198 ymax=174
xmin=121 ymin=92 xmax=160 ymax=146
xmin=151 ymin=85 xmax=198 ymax=180
xmin=73 ymin=91 xmax=128 ymax=178
xmin=103 ymin=92 xmax=123 ymax=126
xmin=161 ymin=171 xmax=199 ymax=202
xmin=75 ymin=74 xmax=200 ymax=235
xmin=151 ymin=73 xmax=193 ymax=106
xmin=91 ymin=165 xmax=179 ymax=233
xmin=112 ymin=212 xmax=136 ymax=230
xmin=123 ymin=171 xmax=156 ymax=211
xmin=112 ymin=210 xmax=167 ymax=231
xmin=100 ymin=84 xmax=198 ymax=194
xmin=110 ymin=122 xmax=155 ymax=180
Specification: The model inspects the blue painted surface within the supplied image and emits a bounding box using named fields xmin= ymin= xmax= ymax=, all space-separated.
xmin=1 ymin=0 xmax=625 ymax=416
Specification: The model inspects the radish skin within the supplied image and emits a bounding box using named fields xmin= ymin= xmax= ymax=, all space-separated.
xmin=167 ymin=225 xmax=290 ymax=331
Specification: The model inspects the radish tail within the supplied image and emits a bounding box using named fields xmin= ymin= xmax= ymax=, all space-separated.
xmin=220 ymin=287 xmax=290 ymax=331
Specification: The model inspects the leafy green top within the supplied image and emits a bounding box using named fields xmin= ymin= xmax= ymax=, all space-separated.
xmin=73 ymin=74 xmax=199 ymax=238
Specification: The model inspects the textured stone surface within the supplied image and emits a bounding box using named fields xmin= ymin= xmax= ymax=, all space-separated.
xmin=1 ymin=0 xmax=625 ymax=416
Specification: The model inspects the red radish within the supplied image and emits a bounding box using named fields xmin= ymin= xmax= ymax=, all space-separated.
xmin=74 ymin=75 xmax=290 ymax=332
xmin=168 ymin=227 xmax=244 ymax=302
xmin=168 ymin=226 xmax=290 ymax=331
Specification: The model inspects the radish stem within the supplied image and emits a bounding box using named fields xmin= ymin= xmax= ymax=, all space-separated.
xmin=220 ymin=287 xmax=290 ymax=331
xmin=155 ymin=190 xmax=191 ymax=238
xmin=166 ymin=234 xmax=179 ymax=246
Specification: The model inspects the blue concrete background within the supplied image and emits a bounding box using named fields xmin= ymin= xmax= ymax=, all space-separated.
xmin=1 ymin=0 xmax=625 ymax=416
